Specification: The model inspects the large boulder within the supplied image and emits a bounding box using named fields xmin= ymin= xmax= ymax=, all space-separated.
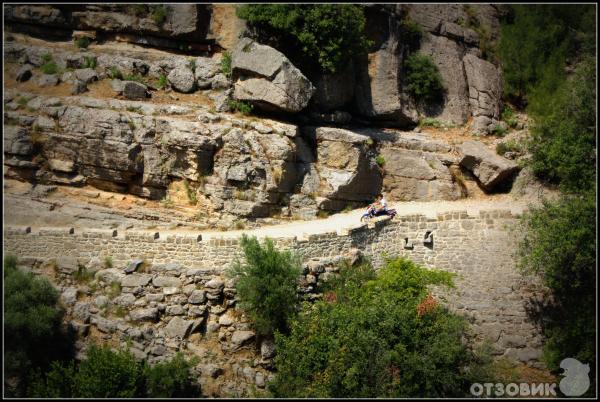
xmin=167 ymin=66 xmax=195 ymax=93
xmin=458 ymin=140 xmax=519 ymax=191
xmin=305 ymin=127 xmax=382 ymax=207
xmin=463 ymin=53 xmax=502 ymax=119
xmin=380 ymin=145 xmax=462 ymax=201
xmin=231 ymin=38 xmax=315 ymax=113
xmin=355 ymin=7 xmax=418 ymax=126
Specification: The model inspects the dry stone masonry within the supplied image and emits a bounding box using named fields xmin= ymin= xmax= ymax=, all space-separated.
xmin=4 ymin=208 xmax=547 ymax=395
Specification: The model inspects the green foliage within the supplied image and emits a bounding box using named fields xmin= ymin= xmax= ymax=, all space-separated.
xmin=16 ymin=95 xmax=33 ymax=108
xmin=143 ymin=353 xmax=200 ymax=398
xmin=107 ymin=281 xmax=122 ymax=299
xmin=182 ymin=179 xmax=197 ymax=205
xmin=500 ymin=104 xmax=519 ymax=128
xmin=399 ymin=17 xmax=423 ymax=50
xmin=40 ymin=61 xmax=59 ymax=75
xmin=82 ymin=56 xmax=97 ymax=69
xmin=157 ymin=73 xmax=168 ymax=89
xmin=495 ymin=140 xmax=522 ymax=156
xmin=498 ymin=4 xmax=596 ymax=106
xmin=123 ymin=72 xmax=146 ymax=84
xmin=527 ymin=58 xmax=596 ymax=193
xmin=268 ymin=258 xmax=471 ymax=398
xmin=228 ymin=99 xmax=254 ymax=115
xmin=72 ymin=345 xmax=142 ymax=398
xmin=517 ymin=192 xmax=595 ymax=381
xmin=151 ymin=5 xmax=168 ymax=25
xmin=489 ymin=123 xmax=508 ymax=137
xmin=221 ymin=52 xmax=232 ymax=78
xmin=237 ymin=4 xmax=371 ymax=74
xmin=227 ymin=235 xmax=302 ymax=336
xmin=29 ymin=347 xmax=200 ymax=397
xmin=74 ymin=36 xmax=91 ymax=49
xmin=108 ymin=66 xmax=123 ymax=80
xmin=4 ymin=256 xmax=73 ymax=397
xmin=375 ymin=155 xmax=385 ymax=167
xmin=404 ymin=53 xmax=444 ymax=103
xmin=73 ymin=265 xmax=93 ymax=283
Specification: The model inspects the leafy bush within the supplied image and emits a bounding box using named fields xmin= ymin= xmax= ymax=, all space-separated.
xmin=500 ymin=105 xmax=519 ymax=128
xmin=375 ymin=155 xmax=385 ymax=167
xmin=268 ymin=258 xmax=473 ymax=398
xmin=489 ymin=123 xmax=508 ymax=137
xmin=227 ymin=235 xmax=302 ymax=336
xmin=122 ymin=72 xmax=146 ymax=84
xmin=4 ymin=255 xmax=74 ymax=396
xmin=221 ymin=52 xmax=232 ymax=78
xmin=143 ymin=353 xmax=200 ymax=398
xmin=517 ymin=193 xmax=595 ymax=386
xmin=157 ymin=73 xmax=168 ymax=89
xmin=404 ymin=53 xmax=444 ymax=103
xmin=82 ymin=56 xmax=97 ymax=69
xmin=28 ymin=346 xmax=200 ymax=398
xmin=151 ymin=5 xmax=168 ymax=25
xmin=40 ymin=60 xmax=59 ymax=75
xmin=237 ymin=4 xmax=371 ymax=74
xmin=495 ymin=140 xmax=522 ymax=156
xmin=74 ymin=36 xmax=91 ymax=49
xmin=399 ymin=17 xmax=423 ymax=50
xmin=228 ymin=99 xmax=254 ymax=115
xmin=108 ymin=66 xmax=123 ymax=80
xmin=527 ymin=58 xmax=596 ymax=193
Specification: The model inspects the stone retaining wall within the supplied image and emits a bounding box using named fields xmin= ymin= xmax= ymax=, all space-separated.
xmin=3 ymin=208 xmax=546 ymax=396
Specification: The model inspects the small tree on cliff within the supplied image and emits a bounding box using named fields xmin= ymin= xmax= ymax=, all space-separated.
xmin=227 ymin=235 xmax=302 ymax=336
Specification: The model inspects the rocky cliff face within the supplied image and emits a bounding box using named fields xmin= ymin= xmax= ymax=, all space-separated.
xmin=5 ymin=4 xmax=504 ymax=129
xmin=4 ymin=4 xmax=520 ymax=224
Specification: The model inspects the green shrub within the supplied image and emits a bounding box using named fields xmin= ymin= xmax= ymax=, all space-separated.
xmin=108 ymin=66 xmax=123 ymax=80
xmin=517 ymin=192 xmax=595 ymax=391
xmin=122 ymin=72 xmax=146 ymax=84
xmin=151 ymin=5 xmax=168 ymax=25
xmin=73 ymin=266 xmax=93 ymax=283
xmin=227 ymin=235 xmax=302 ymax=336
xmin=375 ymin=155 xmax=385 ymax=167
xmin=527 ymin=58 xmax=596 ymax=193
xmin=28 ymin=347 xmax=200 ymax=398
xmin=221 ymin=52 xmax=232 ymax=78
xmin=404 ymin=53 xmax=444 ymax=103
xmin=237 ymin=4 xmax=371 ymax=74
xmin=500 ymin=105 xmax=518 ymax=128
xmin=399 ymin=17 xmax=423 ymax=49
xmin=4 ymin=256 xmax=74 ymax=397
xmin=489 ymin=123 xmax=508 ymax=137
xmin=157 ymin=73 xmax=168 ymax=89
xmin=142 ymin=353 xmax=200 ymax=398
xmin=182 ymin=179 xmax=197 ymax=205
xmin=74 ymin=37 xmax=91 ymax=49
xmin=228 ymin=99 xmax=254 ymax=115
xmin=41 ymin=52 xmax=52 ymax=63
xmin=40 ymin=61 xmax=59 ymax=75
xmin=495 ymin=140 xmax=522 ymax=156
xmin=82 ymin=56 xmax=97 ymax=69
xmin=268 ymin=257 xmax=473 ymax=398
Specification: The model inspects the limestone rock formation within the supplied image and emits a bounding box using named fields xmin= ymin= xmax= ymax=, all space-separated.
xmin=458 ymin=140 xmax=520 ymax=191
xmin=231 ymin=38 xmax=315 ymax=113
xmin=355 ymin=7 xmax=418 ymax=126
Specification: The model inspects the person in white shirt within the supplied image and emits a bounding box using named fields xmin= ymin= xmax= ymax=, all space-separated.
xmin=374 ymin=193 xmax=388 ymax=216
